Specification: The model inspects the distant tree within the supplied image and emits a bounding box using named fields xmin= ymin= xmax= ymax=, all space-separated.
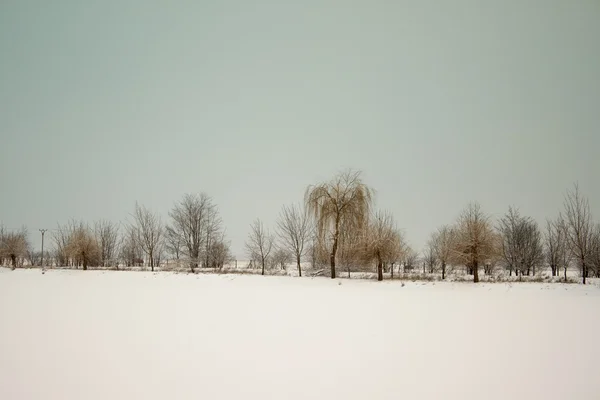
xmin=1 ymin=228 xmax=29 ymax=270
xmin=168 ymin=194 xmax=210 ymax=272
xmin=402 ymin=245 xmax=419 ymax=273
xmin=120 ymin=226 xmax=143 ymax=268
xmin=167 ymin=193 xmax=224 ymax=273
xmin=430 ymin=226 xmax=454 ymax=280
xmin=276 ymin=203 xmax=312 ymax=277
xmin=245 ymin=219 xmax=274 ymax=276
xmin=545 ymin=218 xmax=568 ymax=278
xmin=208 ymin=235 xmax=233 ymax=269
xmin=589 ymin=223 xmax=600 ymax=278
xmin=53 ymin=220 xmax=77 ymax=267
xmin=94 ymin=220 xmax=120 ymax=268
xmin=423 ymin=243 xmax=437 ymax=274
xmin=66 ymin=223 xmax=100 ymax=270
xmin=132 ymin=203 xmax=163 ymax=272
xmin=360 ymin=210 xmax=399 ymax=281
xmin=203 ymin=203 xmax=223 ymax=269
xmin=562 ymin=184 xmax=594 ymax=284
xmin=305 ymin=169 xmax=373 ymax=278
xmin=271 ymin=248 xmax=292 ymax=271
xmin=451 ymin=202 xmax=496 ymax=283
xmin=164 ymin=226 xmax=183 ymax=261
xmin=498 ymin=207 xmax=544 ymax=277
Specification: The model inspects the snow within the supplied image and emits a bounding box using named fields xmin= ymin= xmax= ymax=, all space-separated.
xmin=1 ymin=268 xmax=599 ymax=400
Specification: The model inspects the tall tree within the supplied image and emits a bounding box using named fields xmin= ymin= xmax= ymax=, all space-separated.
xmin=563 ymin=184 xmax=593 ymax=284
xmin=245 ymin=219 xmax=274 ymax=276
xmin=276 ymin=203 xmax=312 ymax=277
xmin=451 ymin=202 xmax=496 ymax=283
xmin=132 ymin=202 xmax=163 ymax=272
xmin=305 ymin=169 xmax=374 ymax=279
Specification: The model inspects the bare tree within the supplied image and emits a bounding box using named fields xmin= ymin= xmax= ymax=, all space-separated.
xmin=430 ymin=226 xmax=454 ymax=280
xmin=1 ymin=227 xmax=29 ymax=270
xmin=94 ymin=220 xmax=120 ymax=268
xmin=498 ymin=207 xmax=544 ymax=277
xmin=545 ymin=218 xmax=568 ymax=278
xmin=66 ymin=223 xmax=101 ymax=270
xmin=168 ymin=193 xmax=224 ymax=273
xmin=387 ymin=232 xmax=405 ymax=279
xmin=53 ymin=220 xmax=77 ymax=267
xmin=305 ymin=169 xmax=374 ymax=278
xmin=562 ymin=184 xmax=593 ymax=284
xmin=423 ymin=243 xmax=437 ymax=274
xmin=120 ymin=225 xmax=143 ymax=268
xmin=271 ymin=248 xmax=292 ymax=271
xmin=164 ymin=226 xmax=183 ymax=261
xmin=204 ymin=203 xmax=223 ymax=269
xmin=245 ymin=219 xmax=274 ymax=276
xmin=402 ymin=245 xmax=419 ymax=273
xmin=209 ymin=235 xmax=232 ymax=269
xmin=589 ymin=223 xmax=600 ymax=278
xmin=276 ymin=203 xmax=312 ymax=277
xmin=360 ymin=210 xmax=399 ymax=281
xmin=451 ymin=202 xmax=496 ymax=283
xmin=132 ymin=202 xmax=163 ymax=272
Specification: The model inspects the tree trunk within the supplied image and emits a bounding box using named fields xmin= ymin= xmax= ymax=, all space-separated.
xmin=582 ymin=261 xmax=586 ymax=285
xmin=261 ymin=257 xmax=265 ymax=276
xmin=564 ymin=266 xmax=567 ymax=282
xmin=391 ymin=262 xmax=394 ymax=280
xmin=296 ymin=254 xmax=302 ymax=277
xmin=330 ymin=241 xmax=338 ymax=279
xmin=377 ymin=254 xmax=383 ymax=281
xmin=473 ymin=261 xmax=479 ymax=283
xmin=10 ymin=254 xmax=16 ymax=270
xmin=442 ymin=262 xmax=446 ymax=280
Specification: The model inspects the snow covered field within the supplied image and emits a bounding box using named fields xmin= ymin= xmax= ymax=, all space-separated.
xmin=1 ymin=268 xmax=599 ymax=400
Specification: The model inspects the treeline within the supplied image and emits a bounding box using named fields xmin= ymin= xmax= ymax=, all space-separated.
xmin=0 ymin=194 xmax=232 ymax=273
xmin=247 ymin=170 xmax=599 ymax=284
xmin=1 ymin=170 xmax=599 ymax=284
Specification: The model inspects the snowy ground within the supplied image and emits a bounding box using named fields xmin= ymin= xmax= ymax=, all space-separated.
xmin=1 ymin=268 xmax=599 ymax=400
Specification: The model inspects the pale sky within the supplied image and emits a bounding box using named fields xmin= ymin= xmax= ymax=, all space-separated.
xmin=1 ymin=0 xmax=599 ymax=258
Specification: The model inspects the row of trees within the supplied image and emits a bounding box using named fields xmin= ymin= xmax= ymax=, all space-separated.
xmin=1 ymin=194 xmax=233 ymax=272
xmin=3 ymin=170 xmax=599 ymax=284
xmin=245 ymin=170 xmax=599 ymax=284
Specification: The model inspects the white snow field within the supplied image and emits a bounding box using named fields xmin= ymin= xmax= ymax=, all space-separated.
xmin=1 ymin=268 xmax=599 ymax=400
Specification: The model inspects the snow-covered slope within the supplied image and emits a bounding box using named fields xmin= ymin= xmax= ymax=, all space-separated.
xmin=1 ymin=268 xmax=598 ymax=399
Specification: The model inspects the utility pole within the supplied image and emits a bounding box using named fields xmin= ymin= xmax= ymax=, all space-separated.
xmin=39 ymin=229 xmax=47 ymax=270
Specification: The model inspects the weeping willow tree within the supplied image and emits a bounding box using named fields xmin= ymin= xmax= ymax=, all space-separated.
xmin=305 ymin=169 xmax=374 ymax=278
